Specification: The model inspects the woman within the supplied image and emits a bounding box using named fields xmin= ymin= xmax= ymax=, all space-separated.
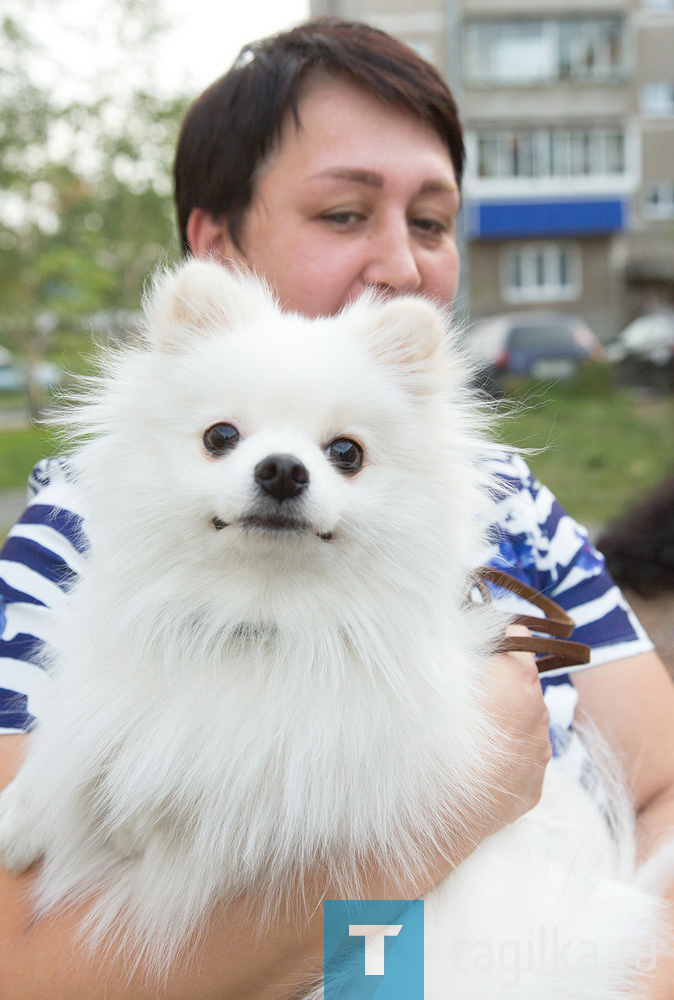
xmin=1 ymin=19 xmax=673 ymax=999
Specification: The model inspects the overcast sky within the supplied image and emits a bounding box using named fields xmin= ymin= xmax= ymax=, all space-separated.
xmin=159 ymin=0 xmax=310 ymax=94
xmin=20 ymin=0 xmax=310 ymax=104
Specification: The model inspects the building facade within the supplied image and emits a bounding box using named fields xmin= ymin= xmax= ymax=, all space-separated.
xmin=309 ymin=0 xmax=674 ymax=338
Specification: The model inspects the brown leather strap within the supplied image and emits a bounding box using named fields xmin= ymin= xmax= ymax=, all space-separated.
xmin=472 ymin=566 xmax=591 ymax=674
xmin=477 ymin=566 xmax=576 ymax=638
xmin=494 ymin=635 xmax=590 ymax=673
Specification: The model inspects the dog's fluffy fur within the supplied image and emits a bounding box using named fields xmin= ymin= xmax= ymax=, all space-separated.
xmin=0 ymin=260 xmax=670 ymax=994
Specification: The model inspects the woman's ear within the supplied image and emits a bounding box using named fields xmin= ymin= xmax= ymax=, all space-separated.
xmin=186 ymin=208 xmax=243 ymax=264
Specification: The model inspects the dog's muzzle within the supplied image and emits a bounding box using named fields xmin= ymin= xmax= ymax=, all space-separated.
xmin=211 ymin=453 xmax=332 ymax=541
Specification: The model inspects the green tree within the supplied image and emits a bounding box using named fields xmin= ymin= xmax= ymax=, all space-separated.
xmin=0 ymin=0 xmax=188 ymax=365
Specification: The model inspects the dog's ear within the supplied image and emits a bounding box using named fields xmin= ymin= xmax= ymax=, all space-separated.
xmin=359 ymin=296 xmax=448 ymax=394
xmin=143 ymin=259 xmax=276 ymax=351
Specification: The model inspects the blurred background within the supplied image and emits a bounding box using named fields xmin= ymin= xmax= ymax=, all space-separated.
xmin=1 ymin=1 xmax=673 ymax=620
xmin=0 ymin=0 xmax=308 ymax=517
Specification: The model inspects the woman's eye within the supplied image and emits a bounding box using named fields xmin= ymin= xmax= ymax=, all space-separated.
xmin=326 ymin=437 xmax=364 ymax=474
xmin=203 ymin=423 xmax=240 ymax=456
xmin=411 ymin=217 xmax=449 ymax=238
xmin=321 ymin=211 xmax=364 ymax=226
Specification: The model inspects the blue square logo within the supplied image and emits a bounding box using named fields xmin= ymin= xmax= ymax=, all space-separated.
xmin=324 ymin=900 xmax=424 ymax=999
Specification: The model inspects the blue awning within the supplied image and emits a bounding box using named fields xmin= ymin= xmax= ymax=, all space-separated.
xmin=468 ymin=198 xmax=626 ymax=239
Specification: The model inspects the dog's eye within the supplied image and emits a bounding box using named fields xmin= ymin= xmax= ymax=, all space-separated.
xmin=326 ymin=437 xmax=364 ymax=474
xmin=203 ymin=423 xmax=240 ymax=456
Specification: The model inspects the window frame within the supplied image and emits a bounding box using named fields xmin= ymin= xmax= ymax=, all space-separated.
xmin=474 ymin=127 xmax=626 ymax=181
xmin=465 ymin=18 xmax=626 ymax=86
xmin=643 ymin=181 xmax=674 ymax=219
xmin=501 ymin=242 xmax=582 ymax=304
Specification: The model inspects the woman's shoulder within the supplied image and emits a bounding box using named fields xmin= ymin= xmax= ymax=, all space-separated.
xmin=0 ymin=459 xmax=87 ymax=734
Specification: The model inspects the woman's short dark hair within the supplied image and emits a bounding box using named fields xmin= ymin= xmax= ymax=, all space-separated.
xmin=173 ymin=17 xmax=465 ymax=255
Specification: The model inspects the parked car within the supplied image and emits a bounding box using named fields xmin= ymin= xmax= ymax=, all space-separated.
xmin=467 ymin=311 xmax=604 ymax=379
xmin=606 ymin=311 xmax=674 ymax=391
xmin=0 ymin=346 xmax=62 ymax=393
xmin=466 ymin=311 xmax=604 ymax=393
xmin=0 ymin=346 xmax=27 ymax=392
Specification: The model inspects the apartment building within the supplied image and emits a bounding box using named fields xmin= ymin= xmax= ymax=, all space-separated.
xmin=310 ymin=0 xmax=674 ymax=338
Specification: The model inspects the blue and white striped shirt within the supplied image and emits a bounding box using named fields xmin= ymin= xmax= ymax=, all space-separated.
xmin=0 ymin=454 xmax=653 ymax=753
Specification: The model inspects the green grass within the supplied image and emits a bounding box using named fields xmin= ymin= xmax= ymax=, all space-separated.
xmin=494 ymin=365 xmax=674 ymax=526
xmin=0 ymin=390 xmax=31 ymax=413
xmin=0 ymin=423 xmax=63 ymax=491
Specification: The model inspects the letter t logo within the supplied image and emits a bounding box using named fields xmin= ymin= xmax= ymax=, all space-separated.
xmin=324 ymin=900 xmax=423 ymax=998
xmin=348 ymin=924 xmax=403 ymax=975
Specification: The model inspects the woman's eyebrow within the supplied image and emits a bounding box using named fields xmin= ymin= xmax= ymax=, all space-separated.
xmin=418 ymin=179 xmax=459 ymax=196
xmin=308 ymin=168 xmax=459 ymax=197
xmin=308 ymin=167 xmax=384 ymax=187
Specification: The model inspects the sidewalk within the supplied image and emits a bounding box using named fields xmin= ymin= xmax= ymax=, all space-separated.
xmin=0 ymin=409 xmax=30 ymax=430
xmin=0 ymin=489 xmax=28 ymax=536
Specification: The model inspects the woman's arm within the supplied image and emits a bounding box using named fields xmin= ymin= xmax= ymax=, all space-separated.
xmin=0 ymin=637 xmax=549 ymax=1000
xmin=573 ymin=651 xmax=674 ymax=853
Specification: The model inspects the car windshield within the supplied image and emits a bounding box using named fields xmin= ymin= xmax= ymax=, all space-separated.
xmin=510 ymin=325 xmax=575 ymax=350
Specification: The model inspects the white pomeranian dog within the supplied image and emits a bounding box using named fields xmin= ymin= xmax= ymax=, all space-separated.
xmin=0 ymin=259 xmax=669 ymax=995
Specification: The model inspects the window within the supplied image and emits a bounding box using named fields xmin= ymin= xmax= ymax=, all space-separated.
xmin=466 ymin=19 xmax=625 ymax=86
xmin=468 ymin=23 xmax=554 ymax=85
xmin=558 ymin=20 xmax=623 ymax=81
xmin=475 ymin=128 xmax=625 ymax=180
xmin=643 ymin=182 xmax=674 ymax=218
xmin=642 ymin=82 xmax=674 ymax=117
xmin=502 ymin=243 xmax=580 ymax=302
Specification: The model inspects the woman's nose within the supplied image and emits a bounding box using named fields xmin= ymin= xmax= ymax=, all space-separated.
xmin=361 ymin=219 xmax=423 ymax=293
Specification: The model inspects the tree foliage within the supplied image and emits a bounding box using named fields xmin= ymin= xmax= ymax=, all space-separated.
xmin=0 ymin=0 xmax=189 ymax=356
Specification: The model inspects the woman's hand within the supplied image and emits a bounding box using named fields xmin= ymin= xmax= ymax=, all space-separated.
xmin=412 ymin=625 xmax=552 ymax=889
xmin=480 ymin=624 xmax=552 ymax=835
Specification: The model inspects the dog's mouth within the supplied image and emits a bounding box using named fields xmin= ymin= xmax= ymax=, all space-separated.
xmin=212 ymin=515 xmax=332 ymax=541
xmin=242 ymin=513 xmax=307 ymax=535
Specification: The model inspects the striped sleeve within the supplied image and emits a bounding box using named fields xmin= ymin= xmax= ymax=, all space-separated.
xmin=0 ymin=461 xmax=86 ymax=733
xmin=484 ymin=451 xmax=653 ymax=673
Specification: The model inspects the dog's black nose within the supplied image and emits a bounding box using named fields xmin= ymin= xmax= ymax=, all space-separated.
xmin=254 ymin=454 xmax=309 ymax=501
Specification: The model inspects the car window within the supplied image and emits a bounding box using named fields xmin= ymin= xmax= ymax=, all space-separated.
xmin=509 ymin=325 xmax=574 ymax=350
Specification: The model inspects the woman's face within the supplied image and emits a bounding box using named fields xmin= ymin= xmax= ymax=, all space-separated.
xmin=189 ymin=77 xmax=461 ymax=318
